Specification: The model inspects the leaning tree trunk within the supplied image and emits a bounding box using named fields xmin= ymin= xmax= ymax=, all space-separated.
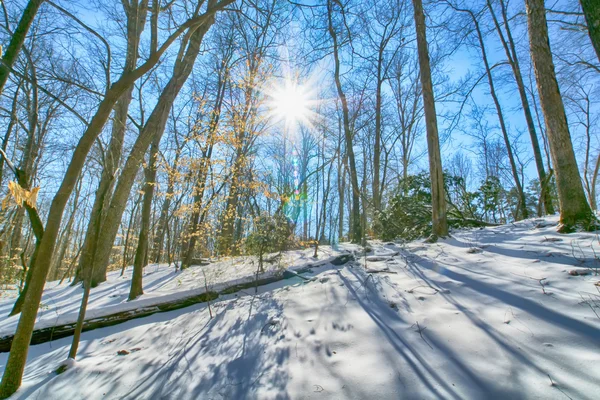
xmin=89 ymin=14 xmax=217 ymax=286
xmin=0 ymin=0 xmax=153 ymax=394
xmin=580 ymin=0 xmax=600 ymax=63
xmin=525 ymin=0 xmax=594 ymax=231
xmin=412 ymin=0 xmax=448 ymax=239
xmin=0 ymin=0 xmax=45 ymax=96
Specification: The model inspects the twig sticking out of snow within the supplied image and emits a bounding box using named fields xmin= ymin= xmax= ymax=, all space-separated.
xmin=411 ymin=321 xmax=433 ymax=349
xmin=539 ymin=278 xmax=549 ymax=295
xmin=579 ymin=292 xmax=600 ymax=320
xmin=510 ymin=272 xmax=550 ymax=295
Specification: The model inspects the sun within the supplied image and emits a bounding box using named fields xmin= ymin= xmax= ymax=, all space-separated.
xmin=266 ymin=79 xmax=315 ymax=130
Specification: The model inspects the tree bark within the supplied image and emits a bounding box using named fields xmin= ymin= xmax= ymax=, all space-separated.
xmin=90 ymin=9 xmax=217 ymax=285
xmin=412 ymin=0 xmax=448 ymax=239
xmin=129 ymin=135 xmax=160 ymax=300
xmin=580 ymin=0 xmax=600 ymax=63
xmin=72 ymin=86 xmax=135 ymax=286
xmin=0 ymin=0 xmax=45 ymax=96
xmin=525 ymin=0 xmax=594 ymax=231
xmin=465 ymin=7 xmax=528 ymax=220
xmin=488 ymin=0 xmax=554 ymax=215
xmin=327 ymin=0 xmax=362 ymax=243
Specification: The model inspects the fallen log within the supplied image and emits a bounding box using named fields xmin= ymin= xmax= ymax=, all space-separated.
xmin=0 ymin=253 xmax=354 ymax=352
xmin=0 ymin=291 xmax=218 ymax=353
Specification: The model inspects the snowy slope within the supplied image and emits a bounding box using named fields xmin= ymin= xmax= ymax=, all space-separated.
xmin=0 ymin=245 xmax=351 ymax=337
xmin=1 ymin=216 xmax=600 ymax=399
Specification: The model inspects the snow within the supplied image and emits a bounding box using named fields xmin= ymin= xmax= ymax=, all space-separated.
xmin=0 ymin=246 xmax=351 ymax=337
xmin=1 ymin=216 xmax=600 ymax=399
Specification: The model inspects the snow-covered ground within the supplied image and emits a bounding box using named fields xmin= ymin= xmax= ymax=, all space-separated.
xmin=0 ymin=246 xmax=350 ymax=337
xmin=1 ymin=216 xmax=600 ymax=399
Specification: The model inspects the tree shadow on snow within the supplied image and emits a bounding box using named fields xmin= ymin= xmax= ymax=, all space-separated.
xmin=400 ymin=251 xmax=600 ymax=400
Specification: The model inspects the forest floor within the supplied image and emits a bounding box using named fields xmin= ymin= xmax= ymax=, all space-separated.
xmin=1 ymin=216 xmax=600 ymax=399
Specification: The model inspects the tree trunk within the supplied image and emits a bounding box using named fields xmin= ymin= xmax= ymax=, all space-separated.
xmin=525 ymin=0 xmax=594 ymax=231
xmin=412 ymin=0 xmax=448 ymax=239
xmin=129 ymin=135 xmax=160 ymax=300
xmin=151 ymin=158 xmax=177 ymax=263
xmin=488 ymin=0 xmax=553 ymax=215
xmin=90 ymin=12 xmax=217 ymax=285
xmin=73 ymin=86 xmax=135 ymax=286
xmin=373 ymin=57 xmax=383 ymax=213
xmin=327 ymin=0 xmax=361 ymax=243
xmin=466 ymin=8 xmax=528 ymax=220
xmin=183 ymin=61 xmax=227 ymax=266
xmin=580 ymin=0 xmax=600 ymax=63
xmin=0 ymin=0 xmax=45 ymax=96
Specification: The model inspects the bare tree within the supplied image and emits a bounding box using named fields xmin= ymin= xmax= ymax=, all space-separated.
xmin=487 ymin=0 xmax=554 ymax=215
xmin=327 ymin=0 xmax=362 ymax=243
xmin=412 ymin=0 xmax=448 ymax=239
xmin=525 ymin=0 xmax=594 ymax=232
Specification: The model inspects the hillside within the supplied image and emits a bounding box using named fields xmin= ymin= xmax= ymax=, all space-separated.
xmin=1 ymin=217 xmax=599 ymax=399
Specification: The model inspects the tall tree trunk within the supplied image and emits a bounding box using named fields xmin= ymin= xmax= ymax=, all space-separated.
xmin=580 ymin=0 xmax=600 ymax=63
xmin=72 ymin=87 xmax=135 ymax=285
xmin=525 ymin=0 xmax=594 ymax=231
xmin=89 ymin=11 xmax=217 ymax=286
xmin=183 ymin=62 xmax=227 ymax=266
xmin=327 ymin=0 xmax=361 ymax=243
xmin=151 ymin=155 xmax=178 ymax=263
xmin=338 ymin=128 xmax=346 ymax=241
xmin=412 ymin=0 xmax=448 ymax=239
xmin=129 ymin=136 xmax=160 ymax=300
xmin=488 ymin=0 xmax=553 ymax=215
xmin=373 ymin=56 xmax=383 ymax=213
xmin=464 ymin=7 xmax=528 ymax=219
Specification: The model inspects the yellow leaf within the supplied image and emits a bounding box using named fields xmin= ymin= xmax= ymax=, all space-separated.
xmin=8 ymin=181 xmax=40 ymax=209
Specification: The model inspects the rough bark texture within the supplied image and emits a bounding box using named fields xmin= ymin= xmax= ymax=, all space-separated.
xmin=580 ymin=0 xmax=600 ymax=63
xmin=73 ymin=86 xmax=135 ymax=286
xmin=412 ymin=0 xmax=448 ymax=239
xmin=525 ymin=0 xmax=594 ymax=231
xmin=488 ymin=0 xmax=554 ymax=215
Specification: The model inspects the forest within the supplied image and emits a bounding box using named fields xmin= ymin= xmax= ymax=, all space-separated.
xmin=0 ymin=0 xmax=599 ymax=398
